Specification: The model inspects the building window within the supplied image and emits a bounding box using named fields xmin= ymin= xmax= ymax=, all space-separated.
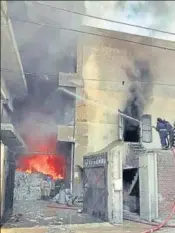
xmin=118 ymin=113 xmax=152 ymax=143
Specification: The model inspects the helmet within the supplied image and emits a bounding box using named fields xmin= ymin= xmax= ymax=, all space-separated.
xmin=157 ymin=118 xmax=162 ymax=122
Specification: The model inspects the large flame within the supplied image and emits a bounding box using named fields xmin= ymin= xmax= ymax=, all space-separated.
xmin=16 ymin=154 xmax=66 ymax=180
xmin=16 ymin=132 xmax=66 ymax=180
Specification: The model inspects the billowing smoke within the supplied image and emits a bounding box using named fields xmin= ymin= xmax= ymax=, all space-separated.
xmin=6 ymin=1 xmax=82 ymax=150
xmin=123 ymin=60 xmax=152 ymax=130
xmin=84 ymin=1 xmax=175 ymax=41
xmin=17 ymin=112 xmax=57 ymax=139
xmin=7 ymin=1 xmax=86 ymax=75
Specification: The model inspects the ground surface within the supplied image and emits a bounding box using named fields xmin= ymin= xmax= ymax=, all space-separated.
xmin=1 ymin=221 xmax=175 ymax=233
xmin=3 ymin=200 xmax=103 ymax=228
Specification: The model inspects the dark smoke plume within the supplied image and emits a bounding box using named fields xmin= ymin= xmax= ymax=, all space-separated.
xmin=7 ymin=1 xmax=84 ymax=148
xmin=123 ymin=60 xmax=152 ymax=130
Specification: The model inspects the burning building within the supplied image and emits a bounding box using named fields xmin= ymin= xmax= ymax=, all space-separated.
xmin=1 ymin=0 xmax=175 ymax=227
xmin=1 ymin=0 xmax=27 ymax=223
xmin=73 ymin=26 xmax=175 ymax=223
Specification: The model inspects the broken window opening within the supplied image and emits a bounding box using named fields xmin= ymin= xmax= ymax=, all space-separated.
xmin=123 ymin=119 xmax=140 ymax=143
xmin=118 ymin=112 xmax=152 ymax=143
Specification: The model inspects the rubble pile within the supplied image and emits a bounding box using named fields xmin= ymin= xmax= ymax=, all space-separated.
xmin=14 ymin=171 xmax=43 ymax=200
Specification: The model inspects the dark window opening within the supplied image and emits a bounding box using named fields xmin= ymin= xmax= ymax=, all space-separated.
xmin=123 ymin=119 xmax=140 ymax=142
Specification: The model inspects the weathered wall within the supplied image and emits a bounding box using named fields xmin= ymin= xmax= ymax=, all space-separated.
xmin=74 ymin=28 xmax=175 ymax=166
xmin=157 ymin=150 xmax=175 ymax=219
xmin=1 ymin=142 xmax=6 ymax=218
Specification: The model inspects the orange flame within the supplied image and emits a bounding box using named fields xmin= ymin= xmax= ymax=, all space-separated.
xmin=16 ymin=132 xmax=66 ymax=180
xmin=16 ymin=154 xmax=66 ymax=180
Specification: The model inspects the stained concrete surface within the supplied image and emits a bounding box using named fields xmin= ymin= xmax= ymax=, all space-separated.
xmin=2 ymin=221 xmax=175 ymax=233
xmin=3 ymin=200 xmax=103 ymax=228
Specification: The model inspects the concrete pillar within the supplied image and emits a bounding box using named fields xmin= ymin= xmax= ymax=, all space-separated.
xmin=139 ymin=151 xmax=158 ymax=221
xmin=1 ymin=141 xmax=7 ymax=218
xmin=108 ymin=143 xmax=123 ymax=224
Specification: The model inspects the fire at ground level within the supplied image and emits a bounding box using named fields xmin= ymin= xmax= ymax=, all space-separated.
xmin=2 ymin=162 xmax=142 ymax=228
xmin=2 ymin=152 xmax=175 ymax=231
xmin=2 ymin=139 xmax=175 ymax=228
xmin=2 ymin=167 xmax=104 ymax=227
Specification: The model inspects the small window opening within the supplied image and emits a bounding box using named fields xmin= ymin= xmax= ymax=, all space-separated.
xmin=123 ymin=119 xmax=140 ymax=142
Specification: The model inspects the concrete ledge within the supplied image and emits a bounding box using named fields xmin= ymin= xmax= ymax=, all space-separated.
xmin=1 ymin=123 xmax=26 ymax=149
xmin=59 ymin=72 xmax=83 ymax=87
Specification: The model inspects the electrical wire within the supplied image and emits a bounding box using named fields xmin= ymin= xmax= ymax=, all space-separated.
xmin=8 ymin=16 xmax=175 ymax=52
xmin=35 ymin=1 xmax=175 ymax=36
xmin=1 ymin=68 xmax=175 ymax=88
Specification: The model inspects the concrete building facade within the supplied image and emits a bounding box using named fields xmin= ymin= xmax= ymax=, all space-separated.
xmin=1 ymin=0 xmax=27 ymax=223
xmin=1 ymin=3 xmax=175 ymax=223
xmin=74 ymin=26 xmax=175 ymax=156
xmin=61 ymin=26 xmax=175 ymax=221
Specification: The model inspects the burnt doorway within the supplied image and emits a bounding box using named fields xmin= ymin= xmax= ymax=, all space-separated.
xmin=123 ymin=119 xmax=140 ymax=142
xmin=56 ymin=141 xmax=74 ymax=190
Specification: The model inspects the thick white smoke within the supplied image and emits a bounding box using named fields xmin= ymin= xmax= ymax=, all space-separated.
xmin=84 ymin=1 xmax=175 ymax=41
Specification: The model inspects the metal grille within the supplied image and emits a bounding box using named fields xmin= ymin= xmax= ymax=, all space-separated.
xmin=83 ymin=153 xmax=108 ymax=221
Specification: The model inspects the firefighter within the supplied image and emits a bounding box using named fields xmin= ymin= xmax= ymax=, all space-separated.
xmin=173 ymin=121 xmax=175 ymax=147
xmin=40 ymin=176 xmax=51 ymax=200
xmin=49 ymin=177 xmax=55 ymax=198
xmin=163 ymin=119 xmax=173 ymax=148
xmin=156 ymin=118 xmax=168 ymax=149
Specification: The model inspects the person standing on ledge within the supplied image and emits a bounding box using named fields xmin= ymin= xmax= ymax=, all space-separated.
xmin=154 ymin=118 xmax=168 ymax=150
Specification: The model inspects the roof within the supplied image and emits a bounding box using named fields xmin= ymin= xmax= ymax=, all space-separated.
xmin=78 ymin=25 xmax=175 ymax=51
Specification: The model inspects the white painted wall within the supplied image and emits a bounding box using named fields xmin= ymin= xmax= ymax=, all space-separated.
xmin=139 ymin=151 xmax=158 ymax=221
xmin=108 ymin=142 xmax=123 ymax=224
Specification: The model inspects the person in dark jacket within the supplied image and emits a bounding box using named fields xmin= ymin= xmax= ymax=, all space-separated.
xmin=172 ymin=121 xmax=175 ymax=148
xmin=156 ymin=118 xmax=168 ymax=149
xmin=163 ymin=120 xmax=173 ymax=148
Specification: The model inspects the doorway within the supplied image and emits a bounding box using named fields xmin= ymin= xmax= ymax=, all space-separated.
xmin=56 ymin=141 xmax=74 ymax=191
xmin=123 ymin=168 xmax=140 ymax=215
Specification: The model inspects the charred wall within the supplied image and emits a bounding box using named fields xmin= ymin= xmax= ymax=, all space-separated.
xmin=123 ymin=60 xmax=152 ymax=141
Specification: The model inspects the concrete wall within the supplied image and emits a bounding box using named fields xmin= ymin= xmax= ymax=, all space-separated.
xmin=157 ymin=150 xmax=175 ymax=219
xmin=74 ymin=27 xmax=175 ymax=167
xmin=72 ymin=29 xmax=175 ymax=221
xmin=107 ymin=142 xmax=123 ymax=224
xmin=1 ymin=142 xmax=7 ymax=218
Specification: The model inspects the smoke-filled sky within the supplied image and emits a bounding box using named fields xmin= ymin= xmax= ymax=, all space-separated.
xmin=6 ymin=1 xmax=175 ymax=136
xmin=84 ymin=1 xmax=175 ymax=41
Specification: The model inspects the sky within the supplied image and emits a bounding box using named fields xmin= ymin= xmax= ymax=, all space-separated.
xmin=83 ymin=1 xmax=175 ymax=41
